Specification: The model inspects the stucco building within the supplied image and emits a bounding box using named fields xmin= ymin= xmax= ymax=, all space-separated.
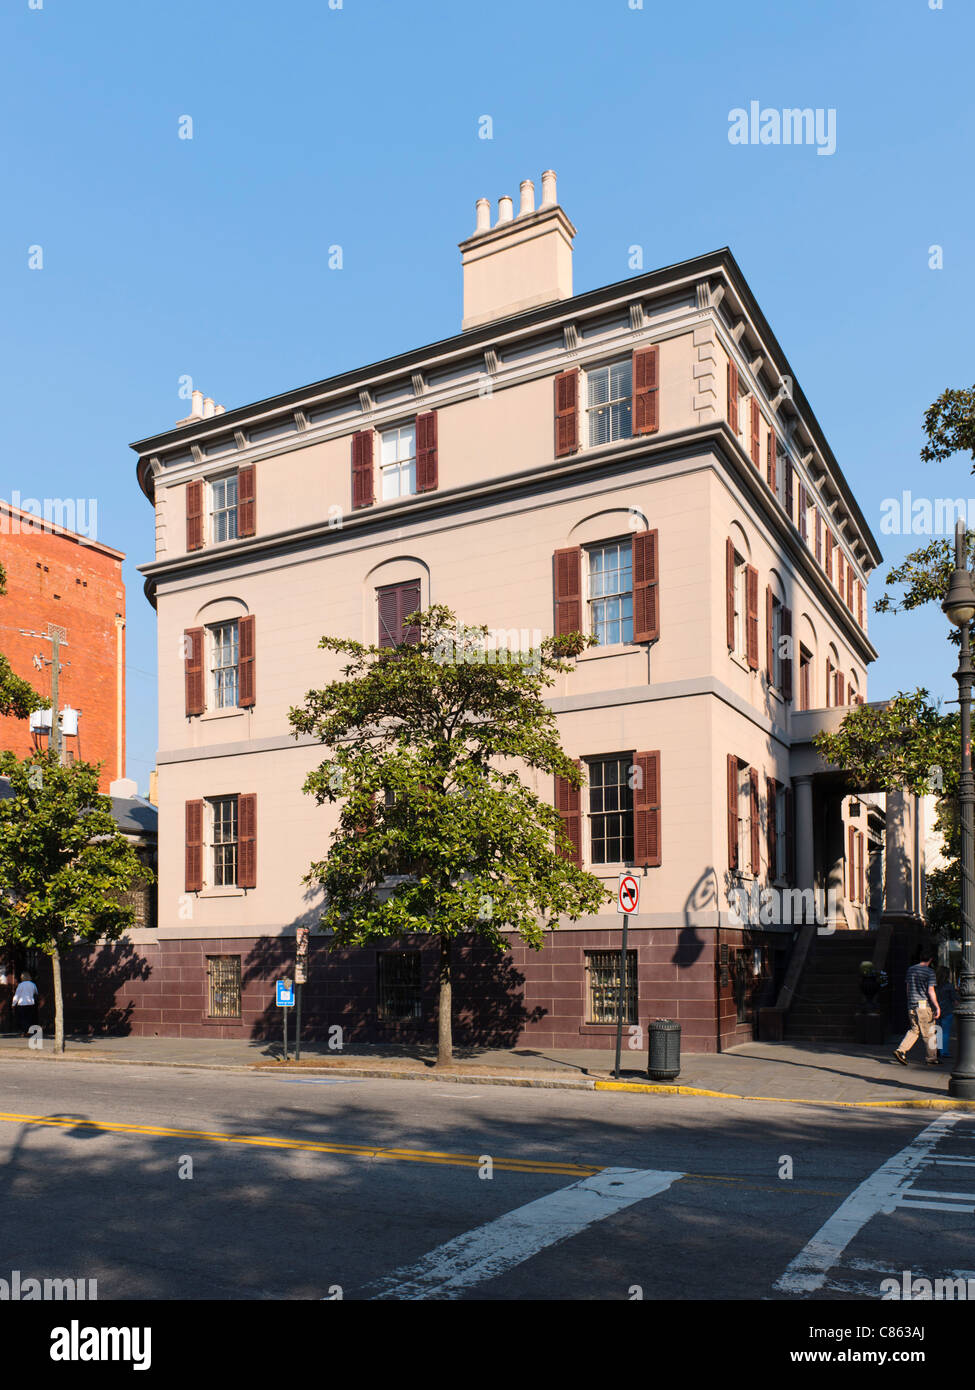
xmin=117 ymin=173 xmax=923 ymax=1049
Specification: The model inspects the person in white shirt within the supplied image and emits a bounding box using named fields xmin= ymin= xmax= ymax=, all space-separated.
xmin=12 ymin=975 xmax=38 ymax=1036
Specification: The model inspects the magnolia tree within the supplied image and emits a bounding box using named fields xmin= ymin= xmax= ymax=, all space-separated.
xmin=289 ymin=606 xmax=609 ymax=1065
xmin=0 ymin=752 xmax=148 ymax=1052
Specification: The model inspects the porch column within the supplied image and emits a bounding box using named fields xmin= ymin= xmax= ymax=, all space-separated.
xmin=794 ymin=775 xmax=814 ymax=891
xmin=824 ymin=792 xmax=847 ymax=929
xmin=884 ymin=787 xmax=915 ymax=917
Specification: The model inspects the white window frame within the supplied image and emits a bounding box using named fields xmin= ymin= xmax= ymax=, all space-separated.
xmin=380 ymin=423 xmax=417 ymax=500
xmin=208 ymin=620 xmax=239 ymax=711
xmin=737 ymin=761 xmax=752 ymax=877
xmin=587 ymin=539 xmax=634 ymax=647
xmin=585 ymin=358 xmax=633 ymax=448
xmin=208 ymin=795 xmax=239 ymax=888
xmin=208 ymin=472 xmax=239 ymax=545
xmin=733 ymin=552 xmax=748 ymax=661
xmin=770 ymin=596 xmax=783 ymax=690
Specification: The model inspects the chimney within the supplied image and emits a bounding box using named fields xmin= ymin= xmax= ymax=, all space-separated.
xmin=459 ymin=170 xmax=576 ymax=331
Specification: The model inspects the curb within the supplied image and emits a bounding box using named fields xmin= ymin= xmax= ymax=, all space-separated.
xmin=592 ymin=1079 xmax=975 ymax=1111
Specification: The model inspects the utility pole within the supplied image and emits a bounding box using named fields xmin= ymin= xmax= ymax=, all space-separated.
xmin=49 ymin=627 xmax=62 ymax=764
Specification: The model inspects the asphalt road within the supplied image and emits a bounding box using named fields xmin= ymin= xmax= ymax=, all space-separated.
xmin=0 ymin=1057 xmax=971 ymax=1301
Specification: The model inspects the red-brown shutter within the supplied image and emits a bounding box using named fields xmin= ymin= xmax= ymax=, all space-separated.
xmin=785 ymin=465 xmax=794 ymax=524
xmin=750 ymin=399 xmax=761 ymax=468
xmin=186 ymin=480 xmax=204 ymax=551
xmin=785 ymin=786 xmax=795 ymax=882
xmin=185 ymin=799 xmax=203 ymax=892
xmin=766 ymin=777 xmax=778 ymax=880
xmin=837 ymin=671 xmax=845 ymax=706
xmin=377 ymin=585 xmax=399 ymax=648
xmin=634 ymin=750 xmax=661 ymax=867
xmin=825 ymin=530 xmax=834 ymax=582
xmin=837 ymin=549 xmax=845 ymax=596
xmin=858 ymin=831 xmax=865 ymax=905
xmin=727 ymin=361 xmax=739 ymax=433
xmin=815 ymin=509 xmax=823 ymax=563
xmin=749 ymin=767 xmax=760 ymax=875
xmin=781 ymin=607 xmax=793 ymax=701
xmin=726 ymin=538 xmax=736 ymax=650
xmin=632 ymin=529 xmax=659 ymax=642
xmin=799 ymin=486 xmax=808 ymax=542
xmin=416 ymin=410 xmax=438 ymax=492
xmin=184 ymin=627 xmax=204 ymax=717
xmin=555 ymin=762 xmax=582 ymax=867
xmin=238 ymin=793 xmax=257 ymax=889
xmin=847 ymin=566 xmax=854 ymax=610
xmin=554 ymin=369 xmax=579 ymax=457
xmin=727 ymin=754 xmax=739 ymax=870
xmin=238 ymin=465 xmax=256 ymax=536
xmin=765 ymin=587 xmax=774 ymax=682
xmin=238 ymin=615 xmax=255 ymax=707
xmin=745 ymin=565 xmax=759 ymax=670
xmin=554 ymin=546 xmax=583 ymax=637
xmin=351 ymin=430 xmax=374 ymax=508
xmin=766 ymin=428 xmax=777 ymax=491
xmin=633 ymin=347 xmax=659 ymax=435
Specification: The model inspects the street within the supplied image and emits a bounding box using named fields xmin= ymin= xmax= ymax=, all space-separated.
xmin=0 ymin=1057 xmax=971 ymax=1302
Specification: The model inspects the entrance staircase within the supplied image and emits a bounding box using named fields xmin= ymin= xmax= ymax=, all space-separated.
xmin=784 ymin=931 xmax=878 ymax=1043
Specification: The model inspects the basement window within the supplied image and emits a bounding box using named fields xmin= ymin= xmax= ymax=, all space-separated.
xmin=207 ymin=955 xmax=242 ymax=1019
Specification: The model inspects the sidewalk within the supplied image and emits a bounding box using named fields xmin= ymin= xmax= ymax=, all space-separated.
xmin=0 ymin=1032 xmax=967 ymax=1109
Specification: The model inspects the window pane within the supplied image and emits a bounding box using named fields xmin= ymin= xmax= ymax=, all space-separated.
xmin=210 ymin=621 xmax=239 ymax=709
xmin=211 ymin=796 xmax=238 ymax=887
xmin=588 ymin=756 xmax=634 ymax=863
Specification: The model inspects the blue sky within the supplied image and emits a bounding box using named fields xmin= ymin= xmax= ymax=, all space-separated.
xmin=2 ymin=0 xmax=972 ymax=792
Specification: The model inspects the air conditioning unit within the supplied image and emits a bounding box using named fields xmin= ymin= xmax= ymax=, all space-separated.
xmin=29 ymin=709 xmax=52 ymax=732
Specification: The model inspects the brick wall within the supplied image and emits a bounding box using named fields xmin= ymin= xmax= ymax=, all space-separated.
xmin=0 ymin=511 xmax=125 ymax=791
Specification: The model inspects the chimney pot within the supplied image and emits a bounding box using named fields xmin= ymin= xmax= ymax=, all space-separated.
xmin=214 ymin=404 xmax=225 ymax=414
xmin=190 ymin=389 xmax=204 ymax=418
xmin=497 ymin=195 xmax=513 ymax=224
xmin=203 ymin=397 xmax=215 ymax=418
xmin=519 ymin=180 xmax=535 ymax=216
xmin=540 ymin=169 xmax=557 ymax=207
xmin=475 ymin=198 xmax=491 ymax=232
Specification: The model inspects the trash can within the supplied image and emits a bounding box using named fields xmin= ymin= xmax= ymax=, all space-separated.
xmin=648 ymin=1018 xmax=680 ymax=1081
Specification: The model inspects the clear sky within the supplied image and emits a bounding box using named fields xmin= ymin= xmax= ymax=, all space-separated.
xmin=2 ymin=0 xmax=972 ymax=792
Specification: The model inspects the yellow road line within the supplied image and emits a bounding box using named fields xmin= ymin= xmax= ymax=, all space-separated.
xmin=0 ymin=1111 xmax=599 ymax=1176
xmin=593 ymin=1081 xmax=975 ymax=1111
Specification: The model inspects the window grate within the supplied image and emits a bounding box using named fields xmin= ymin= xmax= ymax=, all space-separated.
xmin=377 ymin=951 xmax=422 ymax=1021
xmin=586 ymin=950 xmax=637 ymax=1024
xmin=207 ymin=955 xmax=241 ymax=1018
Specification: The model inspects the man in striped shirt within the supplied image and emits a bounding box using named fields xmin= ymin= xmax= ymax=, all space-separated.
xmin=893 ymin=947 xmax=940 ymax=1067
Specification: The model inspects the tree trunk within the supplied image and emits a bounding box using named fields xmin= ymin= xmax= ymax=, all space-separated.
xmin=436 ymin=935 xmax=452 ymax=1067
xmin=51 ymin=947 xmax=64 ymax=1055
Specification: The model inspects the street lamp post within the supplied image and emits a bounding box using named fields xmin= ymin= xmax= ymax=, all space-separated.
xmin=942 ymin=519 xmax=975 ymax=1100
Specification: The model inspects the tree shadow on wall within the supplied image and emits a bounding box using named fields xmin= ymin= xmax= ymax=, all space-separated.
xmin=57 ymin=941 xmax=153 ymax=1037
xmin=451 ymin=943 xmax=547 ymax=1049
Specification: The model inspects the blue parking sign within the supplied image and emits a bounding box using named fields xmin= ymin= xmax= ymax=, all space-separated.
xmin=276 ymin=980 xmax=294 ymax=1007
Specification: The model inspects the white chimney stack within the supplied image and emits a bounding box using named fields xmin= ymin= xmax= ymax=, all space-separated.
xmin=203 ymin=397 xmax=215 ymax=418
xmin=459 ymin=170 xmax=575 ymax=331
xmin=190 ymin=390 xmax=204 ymax=418
xmin=214 ymin=404 xmax=225 ymax=414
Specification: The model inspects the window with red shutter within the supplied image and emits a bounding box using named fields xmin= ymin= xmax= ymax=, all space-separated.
xmin=781 ymin=608 xmax=793 ymax=701
xmin=857 ymin=581 xmax=864 ymax=626
xmin=238 ymin=615 xmax=256 ymax=707
xmin=766 ymin=777 xmax=778 ymax=881
xmin=727 ymin=754 xmax=739 ymax=871
xmin=785 ymin=466 xmax=794 ymax=525
xmin=377 ymin=580 xmax=422 ymax=648
xmin=633 ymin=347 xmax=659 ymax=435
xmin=745 ymin=565 xmax=759 ymax=670
xmin=825 ymin=530 xmax=834 ymax=582
xmin=185 ymin=799 xmax=203 ymax=892
xmin=766 ymin=587 xmax=774 ymax=683
xmin=634 ymin=750 xmax=661 ymax=867
xmin=555 ymin=762 xmax=582 ymax=866
xmin=727 ymin=361 xmax=739 ymax=434
xmin=749 ymin=768 xmax=760 ymax=875
xmin=750 ymin=399 xmax=760 ymax=468
xmin=238 ymin=793 xmax=257 ymax=889
xmin=554 ymin=370 xmax=579 ymax=457
xmin=184 ymin=627 xmax=204 ymax=717
xmin=767 ymin=427 xmax=777 ymax=492
xmin=815 ymin=510 xmax=823 ymax=564
xmin=186 ymin=480 xmax=204 ymax=551
xmin=554 ymin=546 xmax=582 ymax=638
xmin=352 ymin=430 xmax=374 ymax=508
xmin=632 ymin=530 xmax=659 ymax=642
xmin=416 ymin=411 xmax=438 ymax=492
xmin=237 ymin=466 xmax=256 ymax=536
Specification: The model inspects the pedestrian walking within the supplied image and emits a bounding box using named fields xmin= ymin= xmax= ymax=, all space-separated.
xmin=12 ymin=974 xmax=38 ymax=1037
xmin=936 ymin=966 xmax=957 ymax=1059
xmin=893 ymin=946 xmax=941 ymax=1067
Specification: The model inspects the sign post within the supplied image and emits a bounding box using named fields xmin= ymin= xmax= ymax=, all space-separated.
xmin=614 ymin=873 xmax=640 ymax=1080
xmin=276 ymin=978 xmax=295 ymax=1062
xmin=294 ymin=927 xmax=309 ymax=1062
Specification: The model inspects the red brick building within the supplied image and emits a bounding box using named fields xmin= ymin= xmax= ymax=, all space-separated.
xmin=0 ymin=501 xmax=125 ymax=790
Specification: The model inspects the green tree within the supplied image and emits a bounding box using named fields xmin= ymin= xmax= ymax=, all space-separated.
xmin=0 ymin=751 xmax=149 ymax=1051
xmin=0 ymin=561 xmax=47 ymax=718
xmin=289 ymin=606 xmax=610 ymax=1065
